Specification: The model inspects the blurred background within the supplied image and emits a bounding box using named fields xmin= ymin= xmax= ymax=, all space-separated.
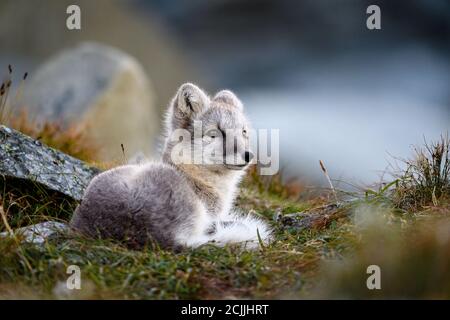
xmin=1 ymin=0 xmax=449 ymax=187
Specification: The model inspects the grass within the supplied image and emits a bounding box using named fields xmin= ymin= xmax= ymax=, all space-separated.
xmin=0 ymin=177 xmax=77 ymax=232
xmin=0 ymin=157 xmax=358 ymax=299
xmin=0 ymin=199 xmax=356 ymax=299
xmin=1 ymin=173 xmax=448 ymax=299
xmin=392 ymin=135 xmax=450 ymax=211
xmin=0 ymin=65 xmax=11 ymax=114
xmin=0 ymin=104 xmax=449 ymax=299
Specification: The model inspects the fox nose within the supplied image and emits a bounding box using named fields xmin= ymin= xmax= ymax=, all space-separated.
xmin=244 ymin=151 xmax=254 ymax=164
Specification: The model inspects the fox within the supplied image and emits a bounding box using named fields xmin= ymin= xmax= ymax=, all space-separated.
xmin=70 ymin=83 xmax=272 ymax=250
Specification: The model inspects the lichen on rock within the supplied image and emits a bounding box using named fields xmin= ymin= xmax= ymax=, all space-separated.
xmin=0 ymin=125 xmax=100 ymax=201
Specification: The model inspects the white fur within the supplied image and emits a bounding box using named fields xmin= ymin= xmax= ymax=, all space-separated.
xmin=210 ymin=213 xmax=272 ymax=249
xmin=179 ymin=211 xmax=272 ymax=250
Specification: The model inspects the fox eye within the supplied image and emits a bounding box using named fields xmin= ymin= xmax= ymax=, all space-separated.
xmin=243 ymin=128 xmax=247 ymax=135
xmin=205 ymin=129 xmax=220 ymax=139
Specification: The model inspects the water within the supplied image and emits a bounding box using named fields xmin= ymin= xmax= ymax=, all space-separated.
xmin=243 ymin=48 xmax=449 ymax=187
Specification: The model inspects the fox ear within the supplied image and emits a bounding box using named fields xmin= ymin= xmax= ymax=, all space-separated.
xmin=214 ymin=90 xmax=243 ymax=110
xmin=175 ymin=83 xmax=209 ymax=116
xmin=168 ymin=83 xmax=210 ymax=130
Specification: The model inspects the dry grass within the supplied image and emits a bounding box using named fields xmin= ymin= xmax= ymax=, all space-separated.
xmin=0 ymin=65 xmax=14 ymax=124
xmin=7 ymin=110 xmax=99 ymax=162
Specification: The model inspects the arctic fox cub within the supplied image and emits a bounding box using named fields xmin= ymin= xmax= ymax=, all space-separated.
xmin=70 ymin=83 xmax=272 ymax=250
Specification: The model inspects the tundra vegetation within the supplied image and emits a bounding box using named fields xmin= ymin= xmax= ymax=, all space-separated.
xmin=0 ymin=69 xmax=449 ymax=299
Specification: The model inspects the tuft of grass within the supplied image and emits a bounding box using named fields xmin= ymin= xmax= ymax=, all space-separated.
xmin=393 ymin=135 xmax=450 ymax=211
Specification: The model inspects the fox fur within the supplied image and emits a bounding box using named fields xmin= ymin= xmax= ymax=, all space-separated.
xmin=70 ymin=83 xmax=272 ymax=250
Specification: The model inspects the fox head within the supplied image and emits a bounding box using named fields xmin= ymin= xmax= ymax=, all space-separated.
xmin=163 ymin=83 xmax=254 ymax=174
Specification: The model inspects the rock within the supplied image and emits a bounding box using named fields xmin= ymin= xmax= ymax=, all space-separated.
xmin=276 ymin=203 xmax=343 ymax=231
xmin=0 ymin=221 xmax=68 ymax=245
xmin=24 ymin=42 xmax=159 ymax=161
xmin=0 ymin=125 xmax=99 ymax=201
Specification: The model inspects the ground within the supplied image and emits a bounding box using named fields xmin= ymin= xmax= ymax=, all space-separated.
xmin=0 ymin=119 xmax=449 ymax=299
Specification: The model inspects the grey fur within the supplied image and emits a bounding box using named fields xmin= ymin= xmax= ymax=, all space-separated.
xmin=70 ymin=83 xmax=272 ymax=250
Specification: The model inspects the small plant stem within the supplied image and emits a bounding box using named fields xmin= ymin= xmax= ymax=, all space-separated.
xmin=319 ymin=160 xmax=339 ymax=203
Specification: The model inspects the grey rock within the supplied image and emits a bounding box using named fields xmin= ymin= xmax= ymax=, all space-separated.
xmin=24 ymin=42 xmax=159 ymax=161
xmin=0 ymin=125 xmax=100 ymax=201
xmin=276 ymin=212 xmax=324 ymax=231
xmin=0 ymin=221 xmax=68 ymax=245
xmin=276 ymin=203 xmax=342 ymax=231
xmin=25 ymin=42 xmax=129 ymax=119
